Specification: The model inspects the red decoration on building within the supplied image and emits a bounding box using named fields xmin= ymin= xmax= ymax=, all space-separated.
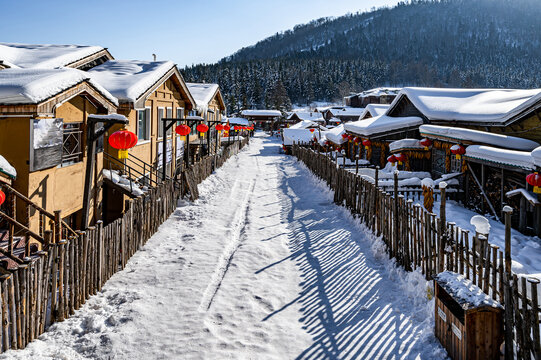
xmin=310 ymin=129 xmax=315 ymax=133
xmin=224 ymin=125 xmax=231 ymax=131
xmin=362 ymin=139 xmax=372 ymax=150
xmin=395 ymin=153 xmax=406 ymax=165
xmin=354 ymin=137 xmax=361 ymax=144
xmin=109 ymin=130 xmax=138 ymax=159
xmin=450 ymin=144 xmax=466 ymax=160
xmin=526 ymin=172 xmax=541 ymax=194
xmin=387 ymin=154 xmax=397 ymax=166
xmin=216 ymin=124 xmax=224 ymax=132
xmin=196 ymin=124 xmax=209 ymax=135
xmin=341 ymin=133 xmax=348 ymax=139
xmin=0 ymin=190 xmax=5 ymax=206
xmin=420 ymin=138 xmax=432 ymax=150
xmin=175 ymin=124 xmax=191 ymax=136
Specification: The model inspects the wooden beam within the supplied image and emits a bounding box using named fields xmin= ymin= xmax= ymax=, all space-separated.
xmin=467 ymin=163 xmax=501 ymax=222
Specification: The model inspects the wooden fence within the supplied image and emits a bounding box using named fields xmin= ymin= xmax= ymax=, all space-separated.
xmin=293 ymin=145 xmax=540 ymax=360
xmin=0 ymin=138 xmax=249 ymax=353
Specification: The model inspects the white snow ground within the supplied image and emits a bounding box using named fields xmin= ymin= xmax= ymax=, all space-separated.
xmin=1 ymin=133 xmax=446 ymax=360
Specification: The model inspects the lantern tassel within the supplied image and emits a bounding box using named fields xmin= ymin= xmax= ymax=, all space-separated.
xmin=424 ymin=146 xmax=429 ymax=151
xmin=534 ymin=186 xmax=541 ymax=194
xmin=118 ymin=149 xmax=129 ymax=159
xmin=456 ymin=154 xmax=461 ymax=160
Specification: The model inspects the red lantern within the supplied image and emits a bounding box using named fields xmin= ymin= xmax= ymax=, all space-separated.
xmin=387 ymin=154 xmax=397 ymax=166
xmin=450 ymin=144 xmax=466 ymax=160
xmin=0 ymin=189 xmax=5 ymax=206
xmin=216 ymin=124 xmax=224 ymax=132
xmin=196 ymin=124 xmax=209 ymax=136
xmin=526 ymin=172 xmax=541 ymax=194
xmin=310 ymin=129 xmax=315 ymax=133
xmin=234 ymin=126 xmax=239 ymax=131
xmin=224 ymin=125 xmax=231 ymax=131
xmin=354 ymin=137 xmax=361 ymax=144
xmin=109 ymin=130 xmax=138 ymax=159
xmin=341 ymin=133 xmax=348 ymax=140
xmin=362 ymin=139 xmax=372 ymax=150
xmin=420 ymin=138 xmax=432 ymax=150
xmin=175 ymin=124 xmax=191 ymax=136
xmin=395 ymin=153 xmax=406 ymax=165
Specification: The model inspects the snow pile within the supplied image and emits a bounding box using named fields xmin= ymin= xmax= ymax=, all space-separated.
xmin=282 ymin=128 xmax=324 ymax=146
xmin=354 ymin=87 xmax=401 ymax=98
xmin=360 ymin=103 xmax=391 ymax=118
xmin=323 ymin=124 xmax=347 ymax=144
xmin=0 ymin=155 xmax=16 ymax=179
xmin=186 ymin=83 xmax=220 ymax=113
xmin=434 ymin=271 xmax=502 ymax=309
xmin=0 ymin=42 xmax=104 ymax=69
xmin=103 ymin=169 xmax=147 ymax=196
xmin=532 ymin=146 xmax=541 ymax=168
xmin=0 ymin=68 xmax=118 ymax=105
xmin=398 ymin=87 xmax=541 ymax=123
xmin=389 ymin=139 xmax=424 ymax=152
xmin=470 ymin=215 xmax=491 ymax=234
xmin=222 ymin=117 xmax=249 ymax=126
xmin=421 ymin=178 xmax=434 ymax=189
xmin=220 ymin=135 xmax=245 ymax=143
xmin=420 ymin=124 xmax=539 ymax=151
xmin=329 ymin=107 xmax=365 ymax=118
xmin=88 ymin=60 xmax=175 ymax=104
xmin=240 ymin=109 xmax=281 ymax=117
xmin=465 ymin=145 xmax=535 ymax=170
xmin=344 ymin=115 xmax=423 ymax=137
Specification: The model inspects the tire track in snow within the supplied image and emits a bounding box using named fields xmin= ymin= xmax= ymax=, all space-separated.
xmin=198 ymin=178 xmax=256 ymax=312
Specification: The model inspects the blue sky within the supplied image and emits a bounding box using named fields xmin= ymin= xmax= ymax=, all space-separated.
xmin=1 ymin=0 xmax=400 ymax=67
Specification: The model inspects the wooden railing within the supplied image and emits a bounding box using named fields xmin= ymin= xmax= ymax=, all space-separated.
xmin=292 ymin=145 xmax=540 ymax=360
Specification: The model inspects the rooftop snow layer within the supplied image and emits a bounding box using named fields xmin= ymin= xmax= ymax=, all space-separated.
xmin=389 ymin=139 xmax=424 ymax=152
xmin=0 ymin=155 xmax=16 ymax=179
xmin=532 ymin=147 xmax=541 ymax=168
xmin=0 ymin=68 xmax=118 ymax=105
xmin=352 ymin=87 xmax=401 ymax=98
xmin=241 ymin=109 xmax=282 ymax=117
xmin=329 ymin=107 xmax=365 ymax=117
xmin=223 ymin=117 xmax=249 ymax=126
xmin=434 ymin=271 xmax=502 ymax=309
xmin=397 ymin=87 xmax=541 ymax=124
xmin=282 ymin=128 xmax=324 ymax=146
xmin=420 ymin=124 xmax=539 ymax=151
xmin=289 ymin=120 xmax=327 ymax=130
xmin=88 ymin=60 xmax=175 ymax=104
xmin=465 ymin=145 xmax=535 ymax=170
xmin=344 ymin=115 xmax=423 ymax=137
xmin=287 ymin=111 xmax=325 ymax=122
xmin=186 ymin=82 xmax=219 ymax=113
xmin=0 ymin=42 xmax=104 ymax=69
xmin=361 ymin=104 xmax=390 ymax=118
xmin=324 ymin=124 xmax=347 ymax=145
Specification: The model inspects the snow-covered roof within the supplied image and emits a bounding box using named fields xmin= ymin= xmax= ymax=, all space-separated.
xmin=361 ymin=104 xmax=390 ymax=118
xmin=324 ymin=124 xmax=347 ymax=145
xmin=351 ymin=87 xmax=401 ymax=98
xmin=394 ymin=87 xmax=541 ymax=124
xmin=289 ymin=120 xmax=327 ymax=130
xmin=389 ymin=139 xmax=425 ymax=152
xmin=282 ymin=128 xmax=324 ymax=146
xmin=186 ymin=82 xmax=221 ymax=113
xmin=223 ymin=117 xmax=249 ymax=126
xmin=88 ymin=60 xmax=176 ymax=105
xmin=329 ymin=107 xmax=365 ymax=117
xmin=0 ymin=155 xmax=16 ymax=179
xmin=287 ymin=111 xmax=325 ymax=122
xmin=0 ymin=42 xmax=105 ymax=69
xmin=0 ymin=68 xmax=118 ymax=105
xmin=464 ymin=145 xmax=535 ymax=170
xmin=344 ymin=115 xmax=423 ymax=137
xmin=532 ymin=147 xmax=541 ymax=168
xmin=241 ymin=109 xmax=282 ymax=117
xmin=434 ymin=271 xmax=502 ymax=309
xmin=420 ymin=125 xmax=539 ymax=151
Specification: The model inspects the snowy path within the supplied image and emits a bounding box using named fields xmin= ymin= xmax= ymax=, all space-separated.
xmin=2 ymin=134 xmax=446 ymax=360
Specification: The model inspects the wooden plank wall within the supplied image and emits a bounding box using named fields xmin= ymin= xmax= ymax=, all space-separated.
xmin=0 ymin=138 xmax=250 ymax=353
xmin=292 ymin=144 xmax=540 ymax=360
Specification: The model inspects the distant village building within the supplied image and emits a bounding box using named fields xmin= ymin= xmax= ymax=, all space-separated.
xmin=344 ymin=87 xmax=400 ymax=108
xmin=240 ymin=109 xmax=282 ymax=130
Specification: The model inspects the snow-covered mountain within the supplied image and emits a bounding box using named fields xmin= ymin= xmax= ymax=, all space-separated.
xmin=182 ymin=0 xmax=541 ymax=112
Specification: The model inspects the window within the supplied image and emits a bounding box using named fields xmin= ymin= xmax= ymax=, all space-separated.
xmin=432 ymin=148 xmax=446 ymax=177
xmin=62 ymin=123 xmax=83 ymax=166
xmin=157 ymin=108 xmax=165 ymax=138
xmin=166 ymin=107 xmax=173 ymax=137
xmin=137 ymin=108 xmax=151 ymax=141
xmin=176 ymin=107 xmax=184 ymax=125
xmin=450 ymin=154 xmax=462 ymax=173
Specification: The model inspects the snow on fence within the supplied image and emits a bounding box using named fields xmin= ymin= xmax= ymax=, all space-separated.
xmin=292 ymin=144 xmax=541 ymax=360
xmin=0 ymin=138 xmax=249 ymax=353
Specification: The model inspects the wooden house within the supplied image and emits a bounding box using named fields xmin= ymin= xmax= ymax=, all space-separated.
xmin=344 ymin=87 xmax=400 ymax=108
xmin=0 ymin=42 xmax=113 ymax=71
xmin=240 ymin=109 xmax=281 ymax=130
xmin=360 ymin=104 xmax=390 ymax=120
xmin=286 ymin=111 xmax=325 ymax=126
xmin=321 ymin=107 xmax=365 ymax=124
xmin=0 ymin=68 xmax=118 ymax=231
xmin=186 ymin=83 xmax=226 ymax=155
xmin=87 ymin=60 xmax=195 ymax=221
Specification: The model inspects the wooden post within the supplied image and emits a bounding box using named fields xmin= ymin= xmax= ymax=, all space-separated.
xmin=503 ymin=206 xmax=513 ymax=275
xmin=54 ymin=210 xmax=62 ymax=244
xmin=439 ymin=182 xmax=447 ymax=273
xmin=355 ymin=155 xmax=359 ymax=175
xmin=529 ymin=277 xmax=541 ymax=359
xmin=0 ymin=274 xmax=9 ymax=352
xmin=393 ymin=171 xmax=399 ymax=259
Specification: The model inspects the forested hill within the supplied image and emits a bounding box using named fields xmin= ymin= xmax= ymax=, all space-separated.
xmin=182 ymin=0 xmax=541 ymax=113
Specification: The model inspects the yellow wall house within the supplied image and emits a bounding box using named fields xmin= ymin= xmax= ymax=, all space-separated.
xmin=87 ymin=60 xmax=195 ymax=220
xmin=186 ymin=83 xmax=226 ymax=154
xmin=0 ymin=68 xmax=118 ymax=232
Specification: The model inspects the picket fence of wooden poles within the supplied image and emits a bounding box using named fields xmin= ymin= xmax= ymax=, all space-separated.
xmin=292 ymin=144 xmax=540 ymax=360
xmin=0 ymin=138 xmax=249 ymax=353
